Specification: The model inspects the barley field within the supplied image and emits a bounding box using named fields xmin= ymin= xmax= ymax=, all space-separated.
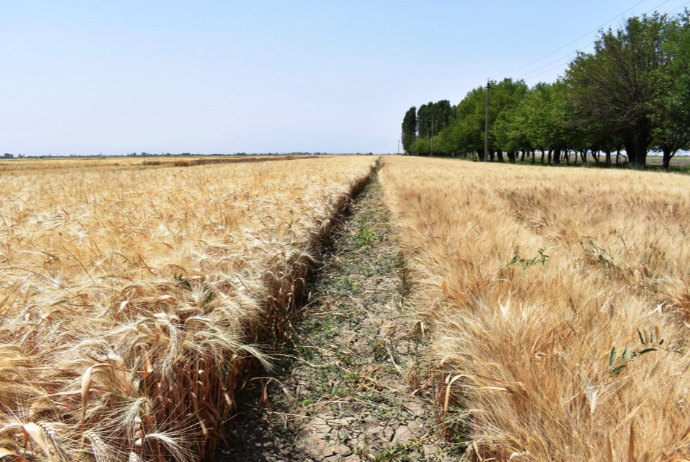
xmin=380 ymin=156 xmax=690 ymax=461
xmin=0 ymin=155 xmax=316 ymax=174
xmin=4 ymin=154 xmax=690 ymax=462
xmin=0 ymin=156 xmax=373 ymax=461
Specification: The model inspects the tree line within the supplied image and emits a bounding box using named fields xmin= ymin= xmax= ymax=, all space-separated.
xmin=401 ymin=12 xmax=690 ymax=169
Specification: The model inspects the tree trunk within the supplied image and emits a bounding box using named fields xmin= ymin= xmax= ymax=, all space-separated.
xmin=541 ymin=150 xmax=545 ymax=165
xmin=623 ymin=138 xmax=637 ymax=166
xmin=622 ymin=123 xmax=653 ymax=170
xmin=605 ymin=149 xmax=611 ymax=166
xmin=532 ymin=151 xmax=536 ymax=164
xmin=507 ymin=151 xmax=516 ymax=163
xmin=593 ymin=150 xmax=599 ymax=165
xmin=662 ymin=146 xmax=674 ymax=170
xmin=631 ymin=128 xmax=650 ymax=170
xmin=497 ymin=150 xmax=504 ymax=162
xmin=616 ymin=149 xmax=620 ymax=165
xmin=581 ymin=150 xmax=587 ymax=163
xmin=520 ymin=151 xmax=525 ymax=162
xmin=564 ymin=150 xmax=570 ymax=165
xmin=636 ymin=150 xmax=647 ymax=169
xmin=552 ymin=149 xmax=560 ymax=165
xmin=547 ymin=150 xmax=552 ymax=164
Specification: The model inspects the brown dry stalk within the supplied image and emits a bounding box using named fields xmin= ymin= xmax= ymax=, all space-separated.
xmin=380 ymin=156 xmax=690 ymax=461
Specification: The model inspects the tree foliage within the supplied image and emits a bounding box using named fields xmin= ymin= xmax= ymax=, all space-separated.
xmin=402 ymin=107 xmax=417 ymax=154
xmin=402 ymin=11 xmax=690 ymax=169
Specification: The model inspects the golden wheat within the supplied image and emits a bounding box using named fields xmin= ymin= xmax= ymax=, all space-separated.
xmin=0 ymin=156 xmax=373 ymax=461
xmin=0 ymin=154 xmax=316 ymax=174
xmin=381 ymin=156 xmax=690 ymax=461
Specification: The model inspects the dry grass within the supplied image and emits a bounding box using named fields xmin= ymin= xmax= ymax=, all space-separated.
xmin=0 ymin=156 xmax=373 ymax=461
xmin=380 ymin=156 xmax=690 ymax=461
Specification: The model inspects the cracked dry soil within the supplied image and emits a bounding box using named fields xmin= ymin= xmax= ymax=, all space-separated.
xmin=217 ymin=173 xmax=460 ymax=461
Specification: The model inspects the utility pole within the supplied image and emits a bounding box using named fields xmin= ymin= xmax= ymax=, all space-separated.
xmin=430 ymin=115 xmax=434 ymax=157
xmin=484 ymin=79 xmax=490 ymax=162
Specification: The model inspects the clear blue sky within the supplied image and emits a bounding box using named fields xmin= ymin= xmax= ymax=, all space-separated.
xmin=1 ymin=0 xmax=687 ymax=155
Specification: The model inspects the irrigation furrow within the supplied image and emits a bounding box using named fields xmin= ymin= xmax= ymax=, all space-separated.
xmin=217 ymin=167 xmax=459 ymax=461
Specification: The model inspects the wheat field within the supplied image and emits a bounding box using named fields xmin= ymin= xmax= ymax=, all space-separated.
xmin=0 ymin=156 xmax=373 ymax=461
xmin=0 ymin=155 xmax=316 ymax=174
xmin=5 ymin=154 xmax=690 ymax=461
xmin=380 ymin=156 xmax=690 ymax=461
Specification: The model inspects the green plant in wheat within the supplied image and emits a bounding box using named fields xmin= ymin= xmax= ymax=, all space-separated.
xmin=509 ymin=246 xmax=548 ymax=269
xmin=609 ymin=327 xmax=668 ymax=376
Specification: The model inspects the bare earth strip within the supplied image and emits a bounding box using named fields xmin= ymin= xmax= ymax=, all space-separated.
xmin=218 ymin=169 xmax=460 ymax=461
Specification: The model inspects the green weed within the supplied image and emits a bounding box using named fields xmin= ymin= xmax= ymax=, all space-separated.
xmin=509 ymin=246 xmax=549 ymax=269
xmin=354 ymin=226 xmax=376 ymax=246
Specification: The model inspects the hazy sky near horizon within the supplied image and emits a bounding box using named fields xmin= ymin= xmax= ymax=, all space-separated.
xmin=2 ymin=0 xmax=688 ymax=155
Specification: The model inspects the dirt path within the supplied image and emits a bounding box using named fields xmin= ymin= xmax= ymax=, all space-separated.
xmin=217 ymin=171 xmax=460 ymax=461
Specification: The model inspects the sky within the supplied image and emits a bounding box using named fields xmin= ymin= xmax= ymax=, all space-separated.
xmin=1 ymin=0 xmax=688 ymax=156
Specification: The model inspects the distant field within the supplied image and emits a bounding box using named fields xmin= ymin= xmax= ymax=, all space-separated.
xmin=381 ymin=156 xmax=690 ymax=460
xmin=578 ymin=154 xmax=690 ymax=167
xmin=0 ymin=156 xmax=374 ymax=461
xmin=0 ymin=154 xmax=318 ymax=173
xmin=647 ymin=155 xmax=690 ymax=167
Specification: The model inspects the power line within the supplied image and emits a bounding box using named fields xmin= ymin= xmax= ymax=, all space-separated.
xmin=521 ymin=57 xmax=587 ymax=81
xmin=494 ymin=0 xmax=650 ymax=79
xmin=645 ymin=0 xmax=672 ymax=14
xmin=514 ymin=49 xmax=584 ymax=80
xmin=655 ymin=0 xmax=690 ymax=15
xmin=502 ymin=0 xmax=690 ymax=83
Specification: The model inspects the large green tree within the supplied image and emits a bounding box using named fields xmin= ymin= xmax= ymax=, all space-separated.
xmin=426 ymin=80 xmax=527 ymax=160
xmin=488 ymin=79 xmax=529 ymax=161
xmin=566 ymin=13 xmax=674 ymax=169
xmin=654 ymin=11 xmax=690 ymax=169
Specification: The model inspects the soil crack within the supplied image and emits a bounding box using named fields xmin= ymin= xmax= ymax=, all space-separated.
xmin=217 ymin=172 xmax=459 ymax=461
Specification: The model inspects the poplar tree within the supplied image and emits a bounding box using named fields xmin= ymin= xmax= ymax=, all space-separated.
xmin=402 ymin=107 xmax=417 ymax=154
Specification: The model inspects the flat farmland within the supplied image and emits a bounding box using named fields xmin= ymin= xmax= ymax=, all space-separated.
xmin=4 ymin=154 xmax=690 ymax=462
xmin=0 ymin=154 xmax=317 ymax=174
xmin=0 ymin=156 xmax=374 ymax=461
xmin=647 ymin=155 xmax=690 ymax=167
xmin=380 ymin=156 xmax=690 ymax=461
